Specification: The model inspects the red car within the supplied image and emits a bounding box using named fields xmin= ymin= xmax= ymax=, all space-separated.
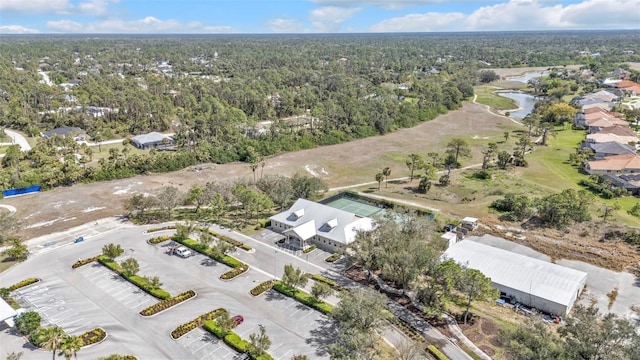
xmin=232 ymin=315 xmax=244 ymax=327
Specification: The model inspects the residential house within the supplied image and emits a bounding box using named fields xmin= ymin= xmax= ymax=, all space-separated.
xmin=585 ymin=131 xmax=638 ymax=147
xmin=604 ymin=173 xmax=640 ymax=195
xmin=42 ymin=127 xmax=85 ymax=141
xmin=584 ymin=141 xmax=636 ymax=159
xmin=132 ymin=132 xmax=174 ymax=150
xmin=609 ymin=68 xmax=631 ymax=80
xmin=269 ymin=198 xmax=375 ymax=252
xmin=585 ymin=154 xmax=640 ymax=175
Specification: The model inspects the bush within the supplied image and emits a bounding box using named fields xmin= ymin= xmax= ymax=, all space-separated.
xmin=303 ymin=244 xmax=316 ymax=253
xmin=29 ymin=328 xmax=48 ymax=347
xmin=257 ymin=219 xmax=271 ymax=228
xmin=148 ymin=235 xmax=172 ymax=244
xmin=15 ymin=311 xmax=41 ymax=335
xmin=220 ymin=263 xmax=249 ymax=280
xmin=171 ymin=308 xmax=227 ymax=339
xmin=8 ymin=278 xmax=40 ymax=291
xmin=325 ymin=253 xmax=340 ymax=262
xmin=272 ymin=281 xmax=334 ymax=315
xmin=139 ymin=290 xmax=196 ymax=316
xmin=79 ymin=328 xmax=107 ymax=346
xmin=250 ymin=280 xmax=274 ymax=296
xmin=197 ymin=228 xmax=252 ymax=251
xmin=311 ymin=274 xmax=336 ymax=287
xmin=147 ymin=225 xmax=176 ymax=233
xmin=174 ymin=237 xmax=249 ymax=280
xmin=72 ymin=256 xmax=99 ymax=269
xmin=98 ymin=256 xmax=170 ymax=300
xmin=473 ymin=170 xmax=491 ymax=180
xmin=202 ymin=321 xmax=274 ymax=360
xmin=427 ymin=345 xmax=449 ymax=360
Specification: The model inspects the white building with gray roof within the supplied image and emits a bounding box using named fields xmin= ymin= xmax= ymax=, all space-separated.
xmin=444 ymin=237 xmax=587 ymax=315
xmin=270 ymin=198 xmax=375 ymax=252
xmin=132 ymin=132 xmax=174 ymax=150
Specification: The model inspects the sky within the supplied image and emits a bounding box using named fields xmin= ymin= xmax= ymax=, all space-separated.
xmin=0 ymin=0 xmax=639 ymax=34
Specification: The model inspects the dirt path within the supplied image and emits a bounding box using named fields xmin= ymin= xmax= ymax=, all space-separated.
xmin=1 ymin=101 xmax=517 ymax=239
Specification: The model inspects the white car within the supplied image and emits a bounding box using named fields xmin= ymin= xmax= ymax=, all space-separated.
xmin=174 ymin=246 xmax=193 ymax=258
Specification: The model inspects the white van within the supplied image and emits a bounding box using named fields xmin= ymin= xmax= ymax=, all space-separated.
xmin=174 ymin=246 xmax=193 ymax=258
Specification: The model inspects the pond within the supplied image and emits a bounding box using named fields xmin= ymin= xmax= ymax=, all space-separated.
xmin=506 ymin=71 xmax=549 ymax=83
xmin=497 ymin=91 xmax=539 ymax=118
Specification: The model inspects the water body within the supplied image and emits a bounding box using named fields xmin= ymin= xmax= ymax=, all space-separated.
xmin=506 ymin=71 xmax=549 ymax=83
xmin=497 ymin=92 xmax=538 ymax=118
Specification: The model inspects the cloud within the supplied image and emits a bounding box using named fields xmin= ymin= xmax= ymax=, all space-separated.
xmin=311 ymin=0 xmax=444 ymax=9
xmin=0 ymin=25 xmax=40 ymax=34
xmin=46 ymin=17 xmax=233 ymax=33
xmin=370 ymin=0 xmax=640 ymax=32
xmin=265 ymin=18 xmax=306 ymax=33
xmin=0 ymin=0 xmax=117 ymax=16
xmin=309 ymin=6 xmax=361 ymax=32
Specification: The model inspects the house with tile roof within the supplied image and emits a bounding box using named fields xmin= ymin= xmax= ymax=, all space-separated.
xmin=586 ymin=132 xmax=638 ymax=147
xmin=270 ymin=198 xmax=375 ymax=252
xmin=585 ymin=154 xmax=640 ymax=175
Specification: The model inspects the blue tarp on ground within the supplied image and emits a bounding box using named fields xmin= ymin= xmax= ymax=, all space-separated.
xmin=2 ymin=185 xmax=41 ymax=198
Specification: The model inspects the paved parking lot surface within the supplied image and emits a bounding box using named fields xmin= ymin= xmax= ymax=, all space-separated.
xmin=175 ymin=328 xmax=236 ymax=360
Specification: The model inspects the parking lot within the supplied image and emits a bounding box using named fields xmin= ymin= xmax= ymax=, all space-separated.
xmin=1 ymin=224 xmax=334 ymax=359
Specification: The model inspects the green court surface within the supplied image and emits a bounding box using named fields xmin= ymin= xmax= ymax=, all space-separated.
xmin=324 ymin=197 xmax=384 ymax=217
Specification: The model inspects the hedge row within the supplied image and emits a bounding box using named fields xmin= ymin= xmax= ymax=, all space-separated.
xmin=311 ymin=274 xmax=342 ymax=291
xmin=198 ymin=227 xmax=252 ymax=251
xmin=203 ymin=321 xmax=273 ymax=360
xmin=140 ymin=290 xmax=196 ymax=316
xmin=427 ymin=345 xmax=449 ymax=360
xmin=98 ymin=256 xmax=171 ymax=300
xmin=303 ymin=244 xmax=317 ymax=254
xmin=147 ymin=225 xmax=176 ymax=233
xmin=8 ymin=278 xmax=40 ymax=291
xmin=171 ymin=308 xmax=227 ymax=339
xmin=325 ymin=253 xmax=341 ymax=263
xmin=174 ymin=238 xmax=249 ymax=280
xmin=272 ymin=281 xmax=334 ymax=315
xmin=148 ymin=235 xmax=172 ymax=244
xmin=250 ymin=280 xmax=274 ymax=296
xmin=72 ymin=256 xmax=100 ymax=269
xmin=79 ymin=328 xmax=107 ymax=347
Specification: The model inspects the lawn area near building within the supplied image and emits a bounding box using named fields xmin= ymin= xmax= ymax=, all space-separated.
xmin=474 ymin=85 xmax=518 ymax=110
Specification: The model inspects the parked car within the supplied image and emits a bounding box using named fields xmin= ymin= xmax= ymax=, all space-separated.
xmin=232 ymin=315 xmax=244 ymax=326
xmin=174 ymin=246 xmax=193 ymax=258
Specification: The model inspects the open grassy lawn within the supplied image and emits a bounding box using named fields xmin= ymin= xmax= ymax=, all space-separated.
xmin=474 ymin=86 xmax=518 ymax=110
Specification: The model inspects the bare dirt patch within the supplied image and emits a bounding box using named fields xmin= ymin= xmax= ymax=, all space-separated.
xmin=480 ymin=318 xmax=499 ymax=337
xmin=6 ymin=101 xmax=516 ymax=238
xmin=487 ymin=65 xmax=583 ymax=79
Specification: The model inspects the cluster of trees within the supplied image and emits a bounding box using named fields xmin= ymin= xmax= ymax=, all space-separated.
xmin=0 ymin=210 xmax=28 ymax=262
xmin=501 ymin=305 xmax=640 ymax=360
xmin=125 ymin=173 xmax=326 ymax=224
xmin=348 ymin=212 xmax=497 ymax=321
xmin=491 ymin=189 xmax=592 ymax=228
xmin=13 ymin=311 xmax=82 ymax=360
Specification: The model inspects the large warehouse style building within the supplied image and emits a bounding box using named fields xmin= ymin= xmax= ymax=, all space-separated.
xmin=444 ymin=238 xmax=588 ymax=315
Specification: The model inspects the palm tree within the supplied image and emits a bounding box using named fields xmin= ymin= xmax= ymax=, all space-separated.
xmin=41 ymin=327 xmax=67 ymax=360
xmin=58 ymin=335 xmax=83 ymax=360
xmin=375 ymin=173 xmax=384 ymax=190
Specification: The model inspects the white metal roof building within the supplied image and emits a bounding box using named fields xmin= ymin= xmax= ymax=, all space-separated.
xmin=443 ymin=238 xmax=588 ymax=315
xmin=270 ymin=198 xmax=375 ymax=252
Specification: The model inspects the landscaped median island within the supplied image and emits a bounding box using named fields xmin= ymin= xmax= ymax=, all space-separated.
xmin=148 ymin=235 xmax=172 ymax=244
xmin=311 ymin=274 xmax=345 ymax=292
xmin=171 ymin=308 xmax=227 ymax=339
xmin=71 ymin=255 xmax=100 ymax=269
xmin=1 ymin=278 xmax=41 ymax=309
xmin=250 ymin=280 xmax=274 ymax=296
xmin=324 ymin=253 xmax=341 ymax=263
xmin=146 ymin=225 xmax=177 ymax=233
xmin=173 ymin=237 xmax=249 ymax=280
xmin=198 ymin=227 xmax=253 ymax=251
xmin=79 ymin=327 xmax=107 ymax=347
xmin=98 ymin=256 xmax=171 ymax=300
xmin=139 ymin=290 xmax=196 ymax=316
xmin=272 ymin=281 xmax=334 ymax=315
xmin=203 ymin=321 xmax=274 ymax=360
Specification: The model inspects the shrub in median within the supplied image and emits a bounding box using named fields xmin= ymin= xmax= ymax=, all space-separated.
xmin=203 ymin=320 xmax=274 ymax=360
xmin=197 ymin=228 xmax=253 ymax=251
xmin=250 ymin=280 xmax=274 ymax=296
xmin=72 ymin=256 xmax=100 ymax=269
xmin=311 ymin=274 xmax=336 ymax=287
xmin=149 ymin=235 xmax=172 ymax=244
xmin=79 ymin=327 xmax=107 ymax=346
xmin=8 ymin=278 xmax=40 ymax=291
xmin=171 ymin=308 xmax=227 ymax=339
xmin=325 ymin=253 xmax=341 ymax=262
xmin=147 ymin=225 xmax=176 ymax=233
xmin=174 ymin=237 xmax=249 ymax=280
xmin=139 ymin=290 xmax=196 ymax=316
xmin=220 ymin=263 xmax=249 ymax=280
xmin=303 ymin=244 xmax=317 ymax=253
xmin=272 ymin=281 xmax=334 ymax=315
xmin=98 ymin=256 xmax=171 ymax=300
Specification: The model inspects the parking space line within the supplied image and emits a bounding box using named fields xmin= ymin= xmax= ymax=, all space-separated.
xmin=60 ymin=316 xmax=84 ymax=328
xmin=298 ymin=310 xmax=314 ymax=322
xmin=277 ymin=349 xmax=293 ymax=360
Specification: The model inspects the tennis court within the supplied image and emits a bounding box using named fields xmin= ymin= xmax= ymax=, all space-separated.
xmin=324 ymin=197 xmax=385 ymax=218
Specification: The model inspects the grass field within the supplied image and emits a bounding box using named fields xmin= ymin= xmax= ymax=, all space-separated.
xmin=474 ymin=86 xmax=518 ymax=110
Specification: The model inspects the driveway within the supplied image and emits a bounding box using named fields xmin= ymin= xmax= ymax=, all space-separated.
xmin=3 ymin=129 xmax=32 ymax=152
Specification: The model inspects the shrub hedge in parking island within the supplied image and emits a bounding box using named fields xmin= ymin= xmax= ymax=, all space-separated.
xmin=250 ymin=280 xmax=274 ymax=296
xmin=139 ymin=290 xmax=196 ymax=316
xmin=148 ymin=235 xmax=172 ymax=244
xmin=272 ymin=281 xmax=334 ymax=315
xmin=170 ymin=308 xmax=227 ymax=339
xmin=80 ymin=328 xmax=107 ymax=346
xmin=97 ymin=256 xmax=171 ymax=300
xmin=203 ymin=320 xmax=273 ymax=360
xmin=173 ymin=237 xmax=249 ymax=280
xmin=197 ymin=227 xmax=252 ymax=251
xmin=72 ymin=256 xmax=100 ymax=269
xmin=146 ymin=225 xmax=176 ymax=233
xmin=325 ymin=253 xmax=341 ymax=262
xmin=8 ymin=278 xmax=40 ymax=291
